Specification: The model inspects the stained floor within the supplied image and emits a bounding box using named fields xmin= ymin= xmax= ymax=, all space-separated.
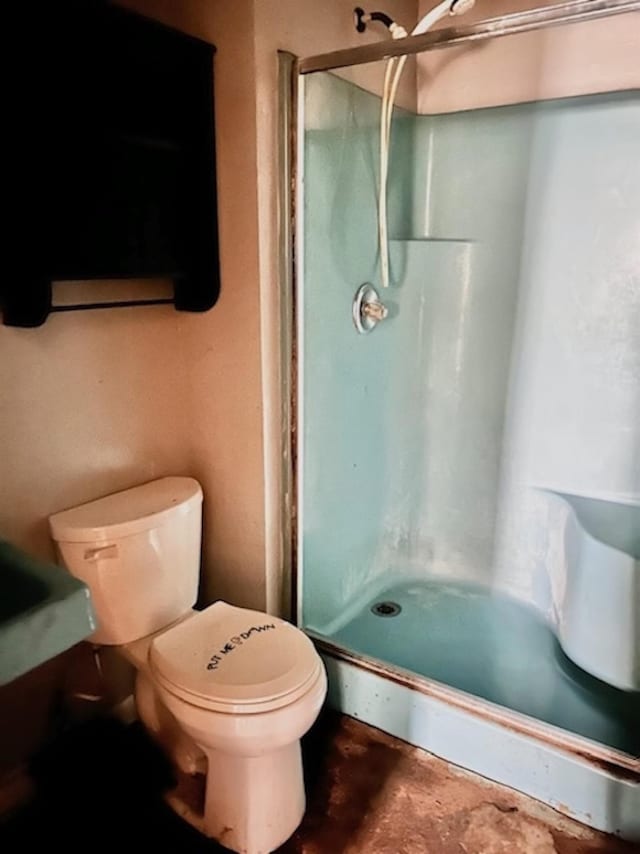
xmin=1 ymin=711 xmax=636 ymax=853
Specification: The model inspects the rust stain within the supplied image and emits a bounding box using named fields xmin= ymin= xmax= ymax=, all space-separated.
xmin=568 ymin=750 xmax=639 ymax=784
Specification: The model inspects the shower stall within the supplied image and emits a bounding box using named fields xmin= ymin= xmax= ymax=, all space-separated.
xmin=289 ymin=0 xmax=639 ymax=839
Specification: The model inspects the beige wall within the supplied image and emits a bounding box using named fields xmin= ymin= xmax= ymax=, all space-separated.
xmin=417 ymin=0 xmax=640 ymax=113
xmin=1 ymin=0 xmax=267 ymax=613
xmin=1 ymin=0 xmax=266 ymax=778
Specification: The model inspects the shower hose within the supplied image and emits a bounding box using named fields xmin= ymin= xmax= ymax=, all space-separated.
xmin=378 ymin=0 xmax=476 ymax=287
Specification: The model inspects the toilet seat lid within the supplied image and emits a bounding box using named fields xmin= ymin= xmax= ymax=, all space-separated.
xmin=148 ymin=601 xmax=321 ymax=713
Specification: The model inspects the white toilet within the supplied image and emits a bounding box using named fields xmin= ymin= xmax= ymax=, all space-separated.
xmin=48 ymin=477 xmax=327 ymax=854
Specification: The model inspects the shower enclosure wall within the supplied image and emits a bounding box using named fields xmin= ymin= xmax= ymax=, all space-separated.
xmin=294 ymin=1 xmax=639 ymax=840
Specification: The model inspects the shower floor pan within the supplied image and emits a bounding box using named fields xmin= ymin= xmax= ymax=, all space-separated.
xmin=306 ymin=580 xmax=640 ymax=840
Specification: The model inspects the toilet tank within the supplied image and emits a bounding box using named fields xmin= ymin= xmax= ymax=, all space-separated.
xmin=49 ymin=477 xmax=203 ymax=645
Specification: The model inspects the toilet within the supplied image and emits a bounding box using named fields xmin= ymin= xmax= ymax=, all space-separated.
xmin=48 ymin=477 xmax=327 ymax=854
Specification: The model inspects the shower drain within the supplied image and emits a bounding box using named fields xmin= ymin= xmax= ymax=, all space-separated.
xmin=371 ymin=601 xmax=402 ymax=618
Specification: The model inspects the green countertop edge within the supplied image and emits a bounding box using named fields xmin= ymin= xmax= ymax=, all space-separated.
xmin=0 ymin=540 xmax=97 ymax=685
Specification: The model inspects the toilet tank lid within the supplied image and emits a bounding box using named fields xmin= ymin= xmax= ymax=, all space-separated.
xmin=49 ymin=477 xmax=203 ymax=543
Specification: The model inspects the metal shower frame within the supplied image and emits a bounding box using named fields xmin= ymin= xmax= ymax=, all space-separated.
xmin=298 ymin=0 xmax=640 ymax=74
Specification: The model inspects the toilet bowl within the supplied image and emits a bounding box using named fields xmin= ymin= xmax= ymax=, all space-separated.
xmin=48 ymin=478 xmax=327 ymax=854
xmin=149 ymin=601 xmax=327 ymax=853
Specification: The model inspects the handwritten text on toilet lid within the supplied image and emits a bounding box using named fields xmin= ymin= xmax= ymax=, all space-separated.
xmin=206 ymin=623 xmax=277 ymax=671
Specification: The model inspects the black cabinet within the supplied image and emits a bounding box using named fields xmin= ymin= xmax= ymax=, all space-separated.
xmin=4 ymin=1 xmax=220 ymax=327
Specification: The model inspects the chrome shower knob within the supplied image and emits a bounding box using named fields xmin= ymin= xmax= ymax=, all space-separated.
xmin=353 ymin=283 xmax=389 ymax=334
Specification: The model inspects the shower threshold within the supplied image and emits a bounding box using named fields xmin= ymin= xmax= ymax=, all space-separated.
xmin=305 ymin=579 xmax=639 ymax=840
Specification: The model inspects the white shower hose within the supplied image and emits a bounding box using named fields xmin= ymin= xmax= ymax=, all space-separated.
xmin=379 ymin=27 xmax=408 ymax=289
xmin=378 ymin=0 xmax=475 ymax=287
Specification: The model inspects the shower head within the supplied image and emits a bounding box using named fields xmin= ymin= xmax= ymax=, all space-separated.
xmin=355 ymin=1 xmax=476 ymax=38
xmin=411 ymin=0 xmax=476 ymax=36
xmin=450 ymin=0 xmax=476 ymax=15
xmin=360 ymin=0 xmax=477 ymax=292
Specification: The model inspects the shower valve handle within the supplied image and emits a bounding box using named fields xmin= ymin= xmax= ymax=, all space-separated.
xmin=353 ymin=283 xmax=389 ymax=334
xmin=362 ymin=300 xmax=388 ymax=322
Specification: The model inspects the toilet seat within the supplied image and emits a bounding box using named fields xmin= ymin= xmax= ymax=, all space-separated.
xmin=149 ymin=601 xmax=322 ymax=715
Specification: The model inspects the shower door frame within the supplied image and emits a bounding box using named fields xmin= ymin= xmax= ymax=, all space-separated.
xmin=283 ymin=0 xmax=640 ymax=837
xmin=299 ymin=0 xmax=640 ymax=73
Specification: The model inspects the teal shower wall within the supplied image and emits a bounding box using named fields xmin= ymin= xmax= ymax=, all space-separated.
xmin=300 ymin=73 xmax=415 ymax=631
xmin=300 ymin=70 xmax=640 ymax=636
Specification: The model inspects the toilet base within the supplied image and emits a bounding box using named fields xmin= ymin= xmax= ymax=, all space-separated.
xmin=161 ymin=742 xmax=305 ymax=854
xmin=200 ymin=742 xmax=305 ymax=854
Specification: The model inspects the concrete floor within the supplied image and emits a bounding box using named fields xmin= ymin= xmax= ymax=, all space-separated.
xmin=1 ymin=711 xmax=636 ymax=853
xmin=284 ymin=713 xmax=637 ymax=854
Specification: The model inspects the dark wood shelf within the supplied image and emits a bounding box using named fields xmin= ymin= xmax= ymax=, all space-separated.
xmin=3 ymin=1 xmax=220 ymax=327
